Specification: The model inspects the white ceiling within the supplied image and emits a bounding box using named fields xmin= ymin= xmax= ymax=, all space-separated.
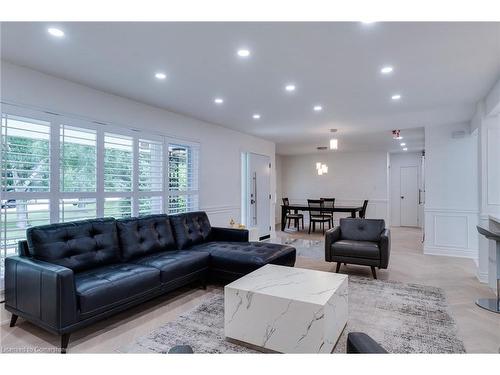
xmin=1 ymin=22 xmax=499 ymax=154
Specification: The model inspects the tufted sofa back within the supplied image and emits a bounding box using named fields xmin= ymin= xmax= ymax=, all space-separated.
xmin=169 ymin=211 xmax=212 ymax=249
xmin=339 ymin=218 xmax=385 ymax=242
xmin=27 ymin=218 xmax=120 ymax=272
xmin=116 ymin=214 xmax=176 ymax=260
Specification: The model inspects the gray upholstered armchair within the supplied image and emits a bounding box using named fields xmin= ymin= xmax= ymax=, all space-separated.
xmin=325 ymin=218 xmax=390 ymax=279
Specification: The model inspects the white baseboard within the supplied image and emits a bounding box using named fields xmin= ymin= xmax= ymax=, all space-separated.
xmin=476 ymin=270 xmax=489 ymax=283
xmin=423 ymin=245 xmax=477 ymax=260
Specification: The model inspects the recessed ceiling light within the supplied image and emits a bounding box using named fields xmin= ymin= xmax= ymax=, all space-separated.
xmin=403 ymin=147 xmax=408 ymax=151
xmin=237 ymin=49 xmax=250 ymax=58
xmin=285 ymin=84 xmax=296 ymax=92
xmin=155 ymin=72 xmax=167 ymax=80
xmin=214 ymin=98 xmax=224 ymax=104
xmin=252 ymin=114 xmax=261 ymax=120
xmin=400 ymin=142 xmax=406 ymax=146
xmin=381 ymin=66 xmax=394 ymax=74
xmin=391 ymin=94 xmax=402 ymax=100
xmin=47 ymin=28 xmax=65 ymax=37
xmin=361 ymin=21 xmax=377 ymax=25
xmin=313 ymin=105 xmax=323 ymax=112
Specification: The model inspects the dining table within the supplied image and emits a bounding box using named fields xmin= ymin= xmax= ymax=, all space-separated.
xmin=280 ymin=203 xmax=363 ymax=231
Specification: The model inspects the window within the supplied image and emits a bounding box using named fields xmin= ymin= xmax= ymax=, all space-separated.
xmin=60 ymin=125 xmax=96 ymax=192
xmin=0 ymin=105 xmax=200 ymax=287
xmin=168 ymin=143 xmax=199 ymax=214
xmin=1 ymin=114 xmax=51 ymax=279
xmin=104 ymin=197 xmax=132 ymax=218
xmin=1 ymin=115 xmax=50 ymax=193
xmin=60 ymin=198 xmax=97 ymax=222
xmin=104 ymin=133 xmax=133 ymax=192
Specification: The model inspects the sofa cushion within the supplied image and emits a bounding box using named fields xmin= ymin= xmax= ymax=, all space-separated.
xmin=191 ymin=241 xmax=296 ymax=275
xmin=27 ymin=218 xmax=120 ymax=272
xmin=332 ymin=240 xmax=380 ymax=260
xmin=169 ymin=211 xmax=212 ymax=249
xmin=116 ymin=215 xmax=176 ymax=260
xmin=130 ymin=250 xmax=210 ymax=282
xmin=339 ymin=218 xmax=385 ymax=242
xmin=74 ymin=263 xmax=160 ymax=316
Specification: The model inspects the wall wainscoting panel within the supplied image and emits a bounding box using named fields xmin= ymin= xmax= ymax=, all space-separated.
xmin=424 ymin=208 xmax=479 ymax=260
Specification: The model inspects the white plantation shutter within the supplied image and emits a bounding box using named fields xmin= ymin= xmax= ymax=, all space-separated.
xmin=1 ymin=115 xmax=51 ymax=193
xmin=104 ymin=133 xmax=133 ymax=192
xmin=168 ymin=143 xmax=199 ymax=214
xmin=139 ymin=139 xmax=163 ymax=192
xmin=60 ymin=125 xmax=97 ymax=192
xmin=1 ymin=114 xmax=51 ymax=279
xmin=104 ymin=197 xmax=132 ymax=218
xmin=0 ymin=104 xmax=202 ymax=289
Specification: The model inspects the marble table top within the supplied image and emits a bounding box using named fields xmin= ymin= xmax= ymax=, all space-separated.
xmin=225 ymin=264 xmax=348 ymax=306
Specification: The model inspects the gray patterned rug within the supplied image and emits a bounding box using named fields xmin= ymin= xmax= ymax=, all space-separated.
xmin=121 ymin=276 xmax=466 ymax=354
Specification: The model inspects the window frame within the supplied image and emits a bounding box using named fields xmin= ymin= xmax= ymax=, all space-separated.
xmin=0 ymin=103 xmax=200 ymax=289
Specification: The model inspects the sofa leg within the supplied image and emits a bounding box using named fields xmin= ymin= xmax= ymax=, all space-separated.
xmin=336 ymin=263 xmax=341 ymax=273
xmin=200 ymin=276 xmax=207 ymax=290
xmin=371 ymin=266 xmax=377 ymax=279
xmin=61 ymin=333 xmax=70 ymax=354
xmin=9 ymin=314 xmax=18 ymax=327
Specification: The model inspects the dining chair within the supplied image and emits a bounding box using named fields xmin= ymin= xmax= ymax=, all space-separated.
xmin=307 ymin=199 xmax=332 ymax=234
xmin=282 ymin=197 xmax=304 ymax=230
xmin=359 ymin=199 xmax=369 ymax=218
xmin=320 ymin=198 xmax=335 ymax=227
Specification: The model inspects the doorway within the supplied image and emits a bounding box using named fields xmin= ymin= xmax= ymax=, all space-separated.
xmin=389 ymin=152 xmax=423 ymax=228
xmin=242 ymin=152 xmax=271 ymax=240
xmin=400 ymin=166 xmax=419 ymax=227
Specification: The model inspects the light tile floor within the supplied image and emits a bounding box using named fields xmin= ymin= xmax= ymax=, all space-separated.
xmin=0 ymin=226 xmax=498 ymax=353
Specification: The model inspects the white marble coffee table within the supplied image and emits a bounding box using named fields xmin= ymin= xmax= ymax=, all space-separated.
xmin=224 ymin=264 xmax=348 ymax=353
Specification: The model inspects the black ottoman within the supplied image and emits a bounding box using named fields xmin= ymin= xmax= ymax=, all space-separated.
xmin=191 ymin=241 xmax=296 ymax=281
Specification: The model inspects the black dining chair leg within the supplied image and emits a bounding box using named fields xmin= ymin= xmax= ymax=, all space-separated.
xmin=322 ymin=221 xmax=325 ymax=235
xmin=308 ymin=221 xmax=312 ymax=234
xmin=302 ymin=217 xmax=304 ymax=230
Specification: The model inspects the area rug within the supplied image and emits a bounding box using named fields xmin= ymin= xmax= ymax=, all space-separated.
xmin=121 ymin=276 xmax=466 ymax=354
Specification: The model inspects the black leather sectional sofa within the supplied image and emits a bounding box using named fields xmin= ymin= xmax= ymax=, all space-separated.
xmin=5 ymin=211 xmax=296 ymax=353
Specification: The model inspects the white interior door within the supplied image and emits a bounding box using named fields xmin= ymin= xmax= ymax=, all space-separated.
xmin=247 ymin=153 xmax=271 ymax=239
xmin=400 ymin=166 xmax=419 ymax=227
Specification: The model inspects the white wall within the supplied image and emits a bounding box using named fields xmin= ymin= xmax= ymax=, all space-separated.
xmin=424 ymin=122 xmax=479 ymax=259
xmin=475 ymin=92 xmax=500 ymax=287
xmin=389 ymin=152 xmax=423 ymax=227
xmin=278 ymin=151 xmax=389 ymax=223
xmin=0 ymin=61 xmax=276 ymax=228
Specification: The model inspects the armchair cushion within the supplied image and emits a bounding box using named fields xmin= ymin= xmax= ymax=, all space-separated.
xmin=331 ymin=240 xmax=380 ymax=259
xmin=339 ymin=218 xmax=385 ymax=242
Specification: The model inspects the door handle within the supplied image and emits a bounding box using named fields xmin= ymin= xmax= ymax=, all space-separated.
xmin=250 ymin=199 xmax=255 ymax=204
xmin=401 ymin=196 xmax=404 ymax=199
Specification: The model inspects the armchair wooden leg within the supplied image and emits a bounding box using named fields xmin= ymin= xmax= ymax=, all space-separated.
xmin=336 ymin=263 xmax=341 ymax=273
xmin=61 ymin=333 xmax=71 ymax=354
xmin=9 ymin=314 xmax=18 ymax=327
xmin=371 ymin=266 xmax=377 ymax=279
